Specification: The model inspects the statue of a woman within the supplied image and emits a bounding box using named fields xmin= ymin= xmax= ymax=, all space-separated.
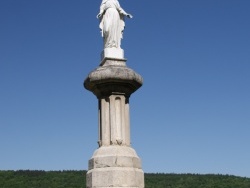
xmin=97 ymin=0 xmax=132 ymax=49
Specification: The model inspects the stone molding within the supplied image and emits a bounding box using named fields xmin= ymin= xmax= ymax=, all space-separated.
xmin=84 ymin=59 xmax=143 ymax=98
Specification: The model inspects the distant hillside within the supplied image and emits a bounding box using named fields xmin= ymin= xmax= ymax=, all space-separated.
xmin=0 ymin=170 xmax=250 ymax=188
xmin=145 ymin=173 xmax=250 ymax=188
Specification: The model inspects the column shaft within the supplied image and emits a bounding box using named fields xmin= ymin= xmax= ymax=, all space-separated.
xmin=99 ymin=95 xmax=130 ymax=146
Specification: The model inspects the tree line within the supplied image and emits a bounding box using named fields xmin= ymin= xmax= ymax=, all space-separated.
xmin=0 ymin=170 xmax=250 ymax=188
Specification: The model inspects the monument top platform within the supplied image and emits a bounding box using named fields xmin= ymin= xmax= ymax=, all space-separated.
xmin=101 ymin=48 xmax=124 ymax=61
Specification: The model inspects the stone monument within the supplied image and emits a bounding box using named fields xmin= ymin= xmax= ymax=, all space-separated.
xmin=84 ymin=0 xmax=144 ymax=187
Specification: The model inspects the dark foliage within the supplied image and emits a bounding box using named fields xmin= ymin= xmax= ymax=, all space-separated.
xmin=145 ymin=173 xmax=250 ymax=188
xmin=0 ymin=170 xmax=86 ymax=188
xmin=0 ymin=170 xmax=250 ymax=188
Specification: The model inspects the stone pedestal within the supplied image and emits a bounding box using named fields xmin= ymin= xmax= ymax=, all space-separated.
xmin=84 ymin=57 xmax=144 ymax=188
xmin=101 ymin=48 xmax=124 ymax=60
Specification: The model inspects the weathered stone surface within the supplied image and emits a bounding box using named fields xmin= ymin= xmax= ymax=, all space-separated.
xmin=87 ymin=167 xmax=144 ymax=188
xmin=88 ymin=146 xmax=142 ymax=170
xmin=87 ymin=146 xmax=144 ymax=188
xmin=84 ymin=57 xmax=144 ymax=187
xmin=84 ymin=59 xmax=143 ymax=98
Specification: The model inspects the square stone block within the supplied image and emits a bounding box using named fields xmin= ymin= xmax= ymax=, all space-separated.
xmin=87 ymin=167 xmax=144 ymax=188
xmin=89 ymin=156 xmax=141 ymax=170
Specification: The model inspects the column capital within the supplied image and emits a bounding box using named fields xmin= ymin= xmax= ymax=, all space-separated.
xmin=84 ymin=59 xmax=143 ymax=98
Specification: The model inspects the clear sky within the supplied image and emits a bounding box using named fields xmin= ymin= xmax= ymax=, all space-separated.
xmin=0 ymin=0 xmax=250 ymax=178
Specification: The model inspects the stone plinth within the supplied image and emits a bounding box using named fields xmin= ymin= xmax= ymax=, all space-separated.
xmin=101 ymin=48 xmax=124 ymax=60
xmin=87 ymin=146 xmax=144 ymax=188
xmin=84 ymin=58 xmax=144 ymax=188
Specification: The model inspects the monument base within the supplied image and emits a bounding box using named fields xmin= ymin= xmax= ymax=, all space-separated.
xmin=84 ymin=57 xmax=144 ymax=187
xmin=86 ymin=146 xmax=144 ymax=188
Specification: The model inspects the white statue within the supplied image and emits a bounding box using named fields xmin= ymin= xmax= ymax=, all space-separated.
xmin=97 ymin=0 xmax=132 ymax=49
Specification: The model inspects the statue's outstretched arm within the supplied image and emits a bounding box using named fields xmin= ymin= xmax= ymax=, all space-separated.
xmin=118 ymin=8 xmax=133 ymax=18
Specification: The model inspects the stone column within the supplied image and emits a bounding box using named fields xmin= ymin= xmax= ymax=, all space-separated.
xmin=84 ymin=57 xmax=144 ymax=188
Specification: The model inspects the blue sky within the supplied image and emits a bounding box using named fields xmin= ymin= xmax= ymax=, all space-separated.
xmin=0 ymin=0 xmax=250 ymax=178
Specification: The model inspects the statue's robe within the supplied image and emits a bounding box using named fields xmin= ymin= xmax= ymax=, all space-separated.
xmin=99 ymin=0 xmax=125 ymax=49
